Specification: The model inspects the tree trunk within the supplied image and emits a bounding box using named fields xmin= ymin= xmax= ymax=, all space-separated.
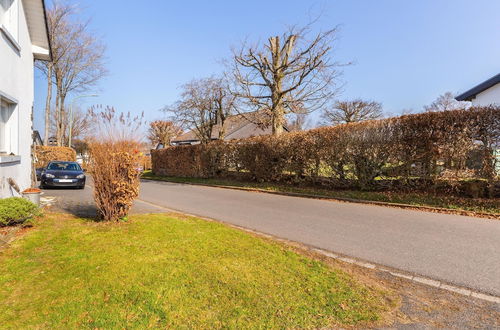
xmin=55 ymin=92 xmax=61 ymax=146
xmin=59 ymin=95 xmax=66 ymax=146
xmin=272 ymin=104 xmax=284 ymax=136
xmin=270 ymin=36 xmax=284 ymax=136
xmin=44 ymin=63 xmax=53 ymax=145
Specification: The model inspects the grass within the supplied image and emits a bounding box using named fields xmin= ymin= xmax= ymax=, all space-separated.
xmin=0 ymin=213 xmax=395 ymax=329
xmin=142 ymin=171 xmax=500 ymax=215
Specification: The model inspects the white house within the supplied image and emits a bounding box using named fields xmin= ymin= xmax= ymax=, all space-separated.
xmin=455 ymin=73 xmax=500 ymax=106
xmin=0 ymin=0 xmax=51 ymax=197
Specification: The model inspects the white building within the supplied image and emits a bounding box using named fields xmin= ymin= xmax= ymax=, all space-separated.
xmin=455 ymin=73 xmax=500 ymax=106
xmin=0 ymin=0 xmax=51 ymax=197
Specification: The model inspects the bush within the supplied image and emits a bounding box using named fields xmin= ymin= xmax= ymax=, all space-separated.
xmin=87 ymin=106 xmax=145 ymax=221
xmin=0 ymin=197 xmax=40 ymax=227
xmin=35 ymin=146 xmax=76 ymax=168
xmin=151 ymin=106 xmax=500 ymax=196
xmin=89 ymin=141 xmax=142 ymax=221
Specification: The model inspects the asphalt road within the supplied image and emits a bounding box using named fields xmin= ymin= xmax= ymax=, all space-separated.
xmin=138 ymin=180 xmax=500 ymax=297
xmin=43 ymin=179 xmax=500 ymax=296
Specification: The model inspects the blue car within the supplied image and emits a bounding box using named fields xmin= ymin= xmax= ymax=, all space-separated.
xmin=40 ymin=161 xmax=86 ymax=189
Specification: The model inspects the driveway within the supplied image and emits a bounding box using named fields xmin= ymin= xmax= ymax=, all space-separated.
xmin=44 ymin=179 xmax=500 ymax=297
xmin=41 ymin=179 xmax=164 ymax=217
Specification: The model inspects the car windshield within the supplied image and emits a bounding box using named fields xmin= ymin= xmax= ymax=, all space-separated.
xmin=47 ymin=162 xmax=81 ymax=171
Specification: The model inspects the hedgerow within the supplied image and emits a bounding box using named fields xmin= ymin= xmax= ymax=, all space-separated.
xmin=151 ymin=106 xmax=500 ymax=197
xmin=34 ymin=146 xmax=76 ymax=168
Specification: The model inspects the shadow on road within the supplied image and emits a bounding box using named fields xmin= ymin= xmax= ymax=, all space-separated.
xmin=41 ymin=186 xmax=98 ymax=219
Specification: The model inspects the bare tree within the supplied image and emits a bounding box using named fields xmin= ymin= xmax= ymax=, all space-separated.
xmin=167 ymin=77 xmax=236 ymax=143
xmin=229 ymin=24 xmax=343 ymax=136
xmin=424 ymin=92 xmax=471 ymax=112
xmin=49 ymin=106 xmax=91 ymax=143
xmin=147 ymin=120 xmax=183 ymax=147
xmin=287 ymin=109 xmax=311 ymax=131
xmin=321 ymin=99 xmax=383 ymax=126
xmin=35 ymin=2 xmax=75 ymax=145
xmin=36 ymin=1 xmax=107 ymax=146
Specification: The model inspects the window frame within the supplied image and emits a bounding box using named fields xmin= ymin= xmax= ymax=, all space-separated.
xmin=0 ymin=0 xmax=20 ymax=50
xmin=0 ymin=95 xmax=18 ymax=156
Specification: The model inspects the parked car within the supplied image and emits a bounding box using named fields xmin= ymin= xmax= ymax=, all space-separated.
xmin=40 ymin=161 xmax=86 ymax=189
xmin=35 ymin=167 xmax=44 ymax=181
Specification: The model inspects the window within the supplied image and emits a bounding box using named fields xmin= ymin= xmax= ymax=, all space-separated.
xmin=0 ymin=0 xmax=19 ymax=43
xmin=47 ymin=162 xmax=82 ymax=171
xmin=0 ymin=98 xmax=16 ymax=155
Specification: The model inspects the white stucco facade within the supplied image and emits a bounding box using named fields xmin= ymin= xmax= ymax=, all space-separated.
xmin=470 ymin=83 xmax=500 ymax=106
xmin=0 ymin=0 xmax=50 ymax=198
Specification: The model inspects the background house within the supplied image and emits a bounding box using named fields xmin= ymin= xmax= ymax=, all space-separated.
xmin=456 ymin=73 xmax=500 ymax=106
xmin=0 ymin=0 xmax=51 ymax=197
xmin=170 ymin=113 xmax=288 ymax=146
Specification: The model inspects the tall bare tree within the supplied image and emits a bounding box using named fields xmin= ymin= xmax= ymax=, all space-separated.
xmin=229 ymin=25 xmax=342 ymax=136
xmin=35 ymin=2 xmax=74 ymax=145
xmin=36 ymin=1 xmax=107 ymax=146
xmin=424 ymin=92 xmax=471 ymax=112
xmin=147 ymin=120 xmax=183 ymax=147
xmin=167 ymin=77 xmax=236 ymax=143
xmin=321 ymin=99 xmax=383 ymax=126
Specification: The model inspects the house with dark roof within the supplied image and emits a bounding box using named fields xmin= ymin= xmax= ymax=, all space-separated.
xmin=456 ymin=73 xmax=500 ymax=106
xmin=167 ymin=113 xmax=288 ymax=147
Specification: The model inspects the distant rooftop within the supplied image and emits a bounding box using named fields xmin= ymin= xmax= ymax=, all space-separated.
xmin=456 ymin=73 xmax=500 ymax=101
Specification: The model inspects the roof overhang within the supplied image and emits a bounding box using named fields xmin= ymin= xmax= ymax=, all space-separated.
xmin=21 ymin=0 xmax=51 ymax=61
xmin=456 ymin=73 xmax=500 ymax=101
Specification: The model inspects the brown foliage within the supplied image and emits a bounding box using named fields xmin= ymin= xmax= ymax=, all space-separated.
xmin=35 ymin=146 xmax=76 ymax=168
xmin=89 ymin=141 xmax=141 ymax=221
xmin=152 ymin=107 xmax=500 ymax=196
xmin=87 ymin=106 xmax=144 ymax=221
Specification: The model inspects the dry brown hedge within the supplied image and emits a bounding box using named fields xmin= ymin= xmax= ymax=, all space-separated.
xmin=89 ymin=141 xmax=142 ymax=221
xmin=152 ymin=106 xmax=500 ymax=196
xmin=34 ymin=146 xmax=76 ymax=168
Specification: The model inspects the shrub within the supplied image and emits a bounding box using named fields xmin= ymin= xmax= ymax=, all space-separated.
xmin=0 ymin=197 xmax=40 ymax=227
xmin=34 ymin=146 xmax=76 ymax=168
xmin=87 ymin=106 xmax=144 ymax=221
xmin=89 ymin=141 xmax=141 ymax=221
xmin=151 ymin=106 xmax=500 ymax=196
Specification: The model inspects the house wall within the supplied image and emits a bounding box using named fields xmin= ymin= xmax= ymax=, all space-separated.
xmin=0 ymin=0 xmax=35 ymax=197
xmin=471 ymin=83 xmax=500 ymax=106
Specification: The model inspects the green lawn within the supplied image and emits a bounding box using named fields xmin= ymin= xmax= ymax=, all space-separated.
xmin=142 ymin=171 xmax=500 ymax=216
xmin=0 ymin=213 xmax=394 ymax=329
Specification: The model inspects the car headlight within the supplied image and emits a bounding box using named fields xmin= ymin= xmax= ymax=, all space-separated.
xmin=45 ymin=173 xmax=55 ymax=178
xmin=77 ymin=174 xmax=85 ymax=179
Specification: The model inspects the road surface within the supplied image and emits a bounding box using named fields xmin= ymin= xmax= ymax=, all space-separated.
xmin=44 ymin=179 xmax=500 ymax=296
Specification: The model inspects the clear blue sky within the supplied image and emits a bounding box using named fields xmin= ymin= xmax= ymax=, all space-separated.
xmin=33 ymin=0 xmax=500 ymax=132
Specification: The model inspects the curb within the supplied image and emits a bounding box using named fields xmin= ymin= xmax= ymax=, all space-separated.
xmin=134 ymin=196 xmax=500 ymax=305
xmin=141 ymin=178 xmax=500 ymax=220
xmin=309 ymin=247 xmax=500 ymax=304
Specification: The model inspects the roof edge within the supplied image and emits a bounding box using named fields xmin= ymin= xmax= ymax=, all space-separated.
xmin=456 ymin=73 xmax=500 ymax=101
xmin=41 ymin=0 xmax=52 ymax=61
